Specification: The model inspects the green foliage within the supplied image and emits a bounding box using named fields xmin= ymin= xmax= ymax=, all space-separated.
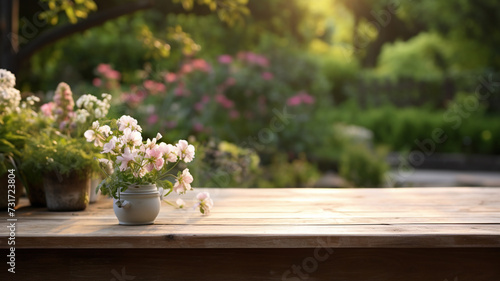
xmin=190 ymin=140 xmax=261 ymax=188
xmin=313 ymin=96 xmax=500 ymax=156
xmin=376 ymin=33 xmax=447 ymax=82
xmin=21 ymin=129 xmax=98 ymax=179
xmin=339 ymin=144 xmax=388 ymax=187
xmin=259 ymin=153 xmax=321 ymax=188
xmin=172 ymin=0 xmax=249 ymax=26
xmin=39 ymin=0 xmax=98 ymax=25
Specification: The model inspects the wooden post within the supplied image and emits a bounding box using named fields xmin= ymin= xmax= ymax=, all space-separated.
xmin=0 ymin=0 xmax=17 ymax=72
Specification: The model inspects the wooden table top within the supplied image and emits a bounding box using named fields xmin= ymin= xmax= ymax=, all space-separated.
xmin=2 ymin=187 xmax=500 ymax=249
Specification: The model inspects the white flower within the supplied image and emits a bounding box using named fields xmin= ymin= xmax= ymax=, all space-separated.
xmin=26 ymin=95 xmax=40 ymax=105
xmin=84 ymin=121 xmax=102 ymax=146
xmin=98 ymin=125 xmax=112 ymax=136
xmin=0 ymin=87 xmax=21 ymax=115
xmin=117 ymin=115 xmax=142 ymax=132
xmin=95 ymin=108 xmax=103 ymax=118
xmin=116 ymin=147 xmax=137 ymax=171
xmin=84 ymin=129 xmax=96 ymax=142
xmin=84 ymin=121 xmax=109 ymax=147
xmin=176 ymin=140 xmax=195 ymax=163
xmin=156 ymin=133 xmax=162 ymax=140
xmin=176 ymin=198 xmax=185 ymax=208
xmin=102 ymin=93 xmax=112 ymax=101
xmin=173 ymin=168 xmax=193 ymax=194
xmin=196 ymin=192 xmax=213 ymax=215
xmin=145 ymin=138 xmax=157 ymax=150
xmin=102 ymin=136 xmax=118 ymax=154
xmin=75 ymin=109 xmax=90 ymax=123
xmin=121 ymin=128 xmax=142 ymax=147
xmin=159 ymin=142 xmax=178 ymax=163
xmin=76 ymin=94 xmax=97 ymax=110
xmin=0 ymin=69 xmax=16 ymax=88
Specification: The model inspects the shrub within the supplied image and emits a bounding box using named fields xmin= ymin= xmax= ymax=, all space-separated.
xmin=339 ymin=144 xmax=388 ymax=187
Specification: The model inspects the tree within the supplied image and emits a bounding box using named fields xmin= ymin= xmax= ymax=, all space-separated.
xmin=0 ymin=0 xmax=248 ymax=73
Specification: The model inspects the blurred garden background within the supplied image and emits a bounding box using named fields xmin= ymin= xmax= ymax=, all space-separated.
xmin=2 ymin=0 xmax=500 ymax=188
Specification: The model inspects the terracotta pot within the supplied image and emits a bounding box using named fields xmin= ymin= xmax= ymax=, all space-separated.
xmin=113 ymin=184 xmax=161 ymax=225
xmin=43 ymin=171 xmax=90 ymax=212
xmin=0 ymin=172 xmax=23 ymax=210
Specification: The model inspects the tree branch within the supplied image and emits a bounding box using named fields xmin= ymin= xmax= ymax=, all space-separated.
xmin=16 ymin=0 xmax=154 ymax=65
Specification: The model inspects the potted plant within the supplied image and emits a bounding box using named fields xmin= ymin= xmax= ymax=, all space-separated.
xmin=22 ymin=82 xmax=111 ymax=211
xmin=0 ymin=69 xmax=41 ymax=208
xmin=85 ymin=115 xmax=213 ymax=225
xmin=23 ymin=129 xmax=98 ymax=211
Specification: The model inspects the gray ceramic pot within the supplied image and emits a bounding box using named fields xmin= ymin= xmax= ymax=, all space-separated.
xmin=43 ymin=171 xmax=90 ymax=212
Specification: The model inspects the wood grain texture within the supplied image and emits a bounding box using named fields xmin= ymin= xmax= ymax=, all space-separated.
xmin=1 ymin=187 xmax=500 ymax=248
xmin=8 ymin=248 xmax=500 ymax=281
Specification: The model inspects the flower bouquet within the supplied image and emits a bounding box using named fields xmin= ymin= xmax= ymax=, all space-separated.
xmin=85 ymin=115 xmax=212 ymax=224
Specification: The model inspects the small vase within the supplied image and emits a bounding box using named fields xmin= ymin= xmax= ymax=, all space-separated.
xmin=113 ymin=184 xmax=161 ymax=225
xmin=43 ymin=171 xmax=91 ymax=212
xmin=89 ymin=176 xmax=102 ymax=204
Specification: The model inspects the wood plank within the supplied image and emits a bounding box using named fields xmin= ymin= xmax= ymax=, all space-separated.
xmin=9 ymin=248 xmax=500 ymax=281
xmin=1 ymin=187 xmax=499 ymax=249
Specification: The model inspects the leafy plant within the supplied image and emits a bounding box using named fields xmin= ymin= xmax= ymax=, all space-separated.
xmin=22 ymin=129 xmax=98 ymax=179
xmin=339 ymin=144 xmax=388 ymax=187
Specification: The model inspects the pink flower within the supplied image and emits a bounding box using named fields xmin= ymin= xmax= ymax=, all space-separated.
xmin=181 ymin=63 xmax=193 ymax=74
xmin=105 ymin=70 xmax=121 ymax=80
xmin=299 ymin=91 xmax=315 ymax=104
xmin=147 ymin=114 xmax=159 ymax=125
xmin=174 ymin=83 xmax=189 ymax=96
xmin=40 ymin=102 xmax=55 ymax=117
xmin=146 ymin=146 xmax=165 ymax=171
xmin=159 ymin=143 xmax=178 ymax=163
xmin=192 ymin=59 xmax=211 ymax=72
xmin=238 ymin=52 xmax=269 ymax=67
xmin=176 ymin=140 xmax=195 ymax=163
xmin=215 ymin=94 xmax=234 ymax=109
xmin=196 ymin=192 xmax=213 ymax=215
xmin=218 ymin=55 xmax=233 ymax=64
xmin=173 ymin=168 xmax=194 ymax=194
xmin=121 ymin=90 xmax=146 ymax=107
xmin=146 ymin=145 xmax=163 ymax=159
xmin=93 ymin=78 xmax=102 ymax=87
xmin=255 ymin=55 xmax=269 ymax=67
xmin=287 ymin=95 xmax=302 ymax=107
xmin=144 ymin=80 xmax=166 ymax=95
xmin=97 ymin=64 xmax=111 ymax=74
xmin=164 ymin=72 xmax=177 ymax=83
xmin=116 ymin=147 xmax=137 ymax=172
xmin=261 ymin=72 xmax=274 ymax=80
xmin=54 ymin=82 xmax=74 ymax=111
